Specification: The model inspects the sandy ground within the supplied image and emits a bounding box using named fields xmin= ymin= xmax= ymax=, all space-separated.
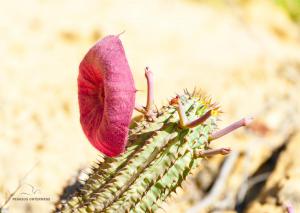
xmin=1 ymin=0 xmax=300 ymax=212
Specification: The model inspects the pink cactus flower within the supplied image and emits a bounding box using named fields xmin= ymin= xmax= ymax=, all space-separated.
xmin=77 ymin=35 xmax=136 ymax=157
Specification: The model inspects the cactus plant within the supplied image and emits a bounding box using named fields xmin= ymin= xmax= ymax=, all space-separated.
xmin=56 ymin=89 xmax=252 ymax=212
xmin=55 ymin=35 xmax=252 ymax=212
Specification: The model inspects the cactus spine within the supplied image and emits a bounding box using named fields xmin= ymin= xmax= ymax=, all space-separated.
xmin=57 ymin=90 xmax=220 ymax=212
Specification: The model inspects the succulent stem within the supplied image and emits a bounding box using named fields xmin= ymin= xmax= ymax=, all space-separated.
xmin=134 ymin=67 xmax=156 ymax=121
xmin=174 ymin=96 xmax=212 ymax=128
xmin=56 ymin=90 xmax=251 ymax=213
xmin=209 ymin=117 xmax=253 ymax=141
xmin=145 ymin=67 xmax=154 ymax=112
xmin=196 ymin=147 xmax=231 ymax=157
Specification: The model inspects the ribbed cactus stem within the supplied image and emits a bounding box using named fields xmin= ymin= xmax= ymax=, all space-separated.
xmin=56 ymin=90 xmax=247 ymax=213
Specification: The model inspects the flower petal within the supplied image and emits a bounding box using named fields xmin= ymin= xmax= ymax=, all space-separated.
xmin=78 ymin=35 xmax=136 ymax=157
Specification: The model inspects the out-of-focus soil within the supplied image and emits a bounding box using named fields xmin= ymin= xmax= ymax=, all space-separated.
xmin=246 ymin=133 xmax=300 ymax=213
xmin=0 ymin=0 xmax=300 ymax=212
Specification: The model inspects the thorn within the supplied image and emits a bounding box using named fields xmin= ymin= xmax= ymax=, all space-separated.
xmin=183 ymin=137 xmax=189 ymax=143
xmin=184 ymin=88 xmax=190 ymax=97
xmin=192 ymin=87 xmax=196 ymax=97
xmin=196 ymin=147 xmax=231 ymax=158
xmin=153 ymin=131 xmax=159 ymax=136
xmin=209 ymin=117 xmax=254 ymax=141
xmin=117 ymin=30 xmax=126 ymax=37
xmin=187 ymin=89 xmax=191 ymax=97
xmin=154 ymin=104 xmax=159 ymax=113
xmin=135 ymin=89 xmax=144 ymax=93
xmin=135 ymin=104 xmax=145 ymax=114
xmin=186 ymin=146 xmax=194 ymax=155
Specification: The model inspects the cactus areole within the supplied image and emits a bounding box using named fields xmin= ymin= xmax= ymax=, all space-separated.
xmin=78 ymin=35 xmax=136 ymax=157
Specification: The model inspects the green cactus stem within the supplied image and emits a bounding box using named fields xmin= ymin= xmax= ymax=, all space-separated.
xmin=56 ymin=90 xmax=248 ymax=213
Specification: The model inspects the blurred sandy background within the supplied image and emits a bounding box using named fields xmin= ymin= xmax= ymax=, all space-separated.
xmin=1 ymin=0 xmax=300 ymax=212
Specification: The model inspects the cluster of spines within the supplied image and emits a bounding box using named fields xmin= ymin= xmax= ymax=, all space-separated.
xmin=56 ymin=91 xmax=220 ymax=212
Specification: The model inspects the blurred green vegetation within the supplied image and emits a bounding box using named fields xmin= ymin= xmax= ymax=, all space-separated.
xmin=275 ymin=0 xmax=300 ymax=21
xmin=190 ymin=0 xmax=300 ymax=21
